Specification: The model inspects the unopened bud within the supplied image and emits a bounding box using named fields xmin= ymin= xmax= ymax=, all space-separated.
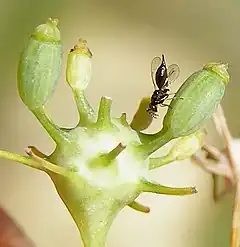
xmin=17 ymin=18 xmax=62 ymax=110
xmin=162 ymin=62 xmax=229 ymax=138
xmin=66 ymin=39 xmax=92 ymax=90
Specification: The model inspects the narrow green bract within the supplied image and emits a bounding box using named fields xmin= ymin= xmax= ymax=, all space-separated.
xmin=162 ymin=63 xmax=229 ymax=138
xmin=17 ymin=18 xmax=62 ymax=110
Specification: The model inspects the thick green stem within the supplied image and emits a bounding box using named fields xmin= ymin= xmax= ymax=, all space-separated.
xmin=32 ymin=106 xmax=70 ymax=144
xmin=137 ymin=128 xmax=173 ymax=158
xmin=73 ymin=89 xmax=96 ymax=126
xmin=149 ymin=154 xmax=175 ymax=170
xmin=128 ymin=200 xmax=150 ymax=213
xmin=140 ymin=179 xmax=197 ymax=196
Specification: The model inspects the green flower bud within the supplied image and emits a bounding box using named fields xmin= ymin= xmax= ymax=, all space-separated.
xmin=17 ymin=18 xmax=62 ymax=110
xmin=169 ymin=131 xmax=204 ymax=160
xmin=66 ymin=39 xmax=92 ymax=90
xmin=162 ymin=62 xmax=229 ymax=138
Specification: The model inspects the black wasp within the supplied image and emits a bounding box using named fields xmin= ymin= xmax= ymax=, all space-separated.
xmin=146 ymin=54 xmax=180 ymax=118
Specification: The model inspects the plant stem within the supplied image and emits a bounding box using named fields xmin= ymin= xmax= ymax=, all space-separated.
xmin=140 ymin=179 xmax=197 ymax=196
xmin=0 ymin=150 xmax=42 ymax=169
xmin=212 ymin=105 xmax=240 ymax=247
xmin=213 ymin=106 xmax=236 ymax=179
xmin=137 ymin=128 xmax=173 ymax=158
xmin=32 ymin=106 xmax=70 ymax=144
xmin=128 ymin=200 xmax=150 ymax=213
xmin=191 ymin=154 xmax=233 ymax=180
xmin=231 ymin=182 xmax=240 ymax=247
xmin=73 ymin=89 xmax=96 ymax=126
xmin=0 ymin=150 xmax=70 ymax=176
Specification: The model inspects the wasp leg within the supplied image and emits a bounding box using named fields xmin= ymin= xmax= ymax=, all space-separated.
xmin=164 ymin=96 xmax=184 ymax=101
xmin=160 ymin=103 xmax=172 ymax=109
xmin=150 ymin=112 xmax=159 ymax=118
xmin=146 ymin=108 xmax=158 ymax=118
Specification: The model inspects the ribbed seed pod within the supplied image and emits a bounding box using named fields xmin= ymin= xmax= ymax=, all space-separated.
xmin=162 ymin=63 xmax=229 ymax=138
xmin=17 ymin=18 xmax=62 ymax=110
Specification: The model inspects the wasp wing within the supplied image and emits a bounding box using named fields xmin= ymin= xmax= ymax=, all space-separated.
xmin=151 ymin=56 xmax=162 ymax=89
xmin=167 ymin=64 xmax=180 ymax=86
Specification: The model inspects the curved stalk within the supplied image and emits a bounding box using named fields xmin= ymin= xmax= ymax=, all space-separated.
xmin=32 ymin=106 xmax=70 ymax=144
xmin=73 ymin=89 xmax=96 ymax=126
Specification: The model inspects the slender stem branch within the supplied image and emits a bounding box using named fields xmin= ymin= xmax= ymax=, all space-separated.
xmin=0 ymin=150 xmax=70 ymax=177
xmin=128 ymin=200 xmax=150 ymax=213
xmin=140 ymin=179 xmax=197 ymax=196
xmin=203 ymin=104 xmax=240 ymax=247
xmin=213 ymin=105 xmax=236 ymax=180
xmin=231 ymin=183 xmax=240 ymax=247
xmin=191 ymin=154 xmax=233 ymax=180
xmin=73 ymin=89 xmax=96 ymax=126
xmin=211 ymin=105 xmax=240 ymax=247
xmin=0 ymin=150 xmax=42 ymax=170
xmin=149 ymin=155 xmax=175 ymax=170
xmin=212 ymin=174 xmax=233 ymax=202
xmin=194 ymin=143 xmax=234 ymax=200
xmin=202 ymin=145 xmax=225 ymax=162
xmin=32 ymin=106 xmax=70 ymax=144
xmin=26 ymin=146 xmax=48 ymax=158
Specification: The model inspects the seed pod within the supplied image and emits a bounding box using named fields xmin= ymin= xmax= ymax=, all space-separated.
xmin=162 ymin=63 xmax=229 ymax=138
xmin=17 ymin=18 xmax=62 ymax=110
xmin=66 ymin=39 xmax=92 ymax=91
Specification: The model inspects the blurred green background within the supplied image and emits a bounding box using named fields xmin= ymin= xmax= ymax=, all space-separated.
xmin=0 ymin=0 xmax=237 ymax=246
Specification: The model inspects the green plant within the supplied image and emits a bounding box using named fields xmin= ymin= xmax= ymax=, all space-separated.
xmin=0 ymin=18 xmax=230 ymax=247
